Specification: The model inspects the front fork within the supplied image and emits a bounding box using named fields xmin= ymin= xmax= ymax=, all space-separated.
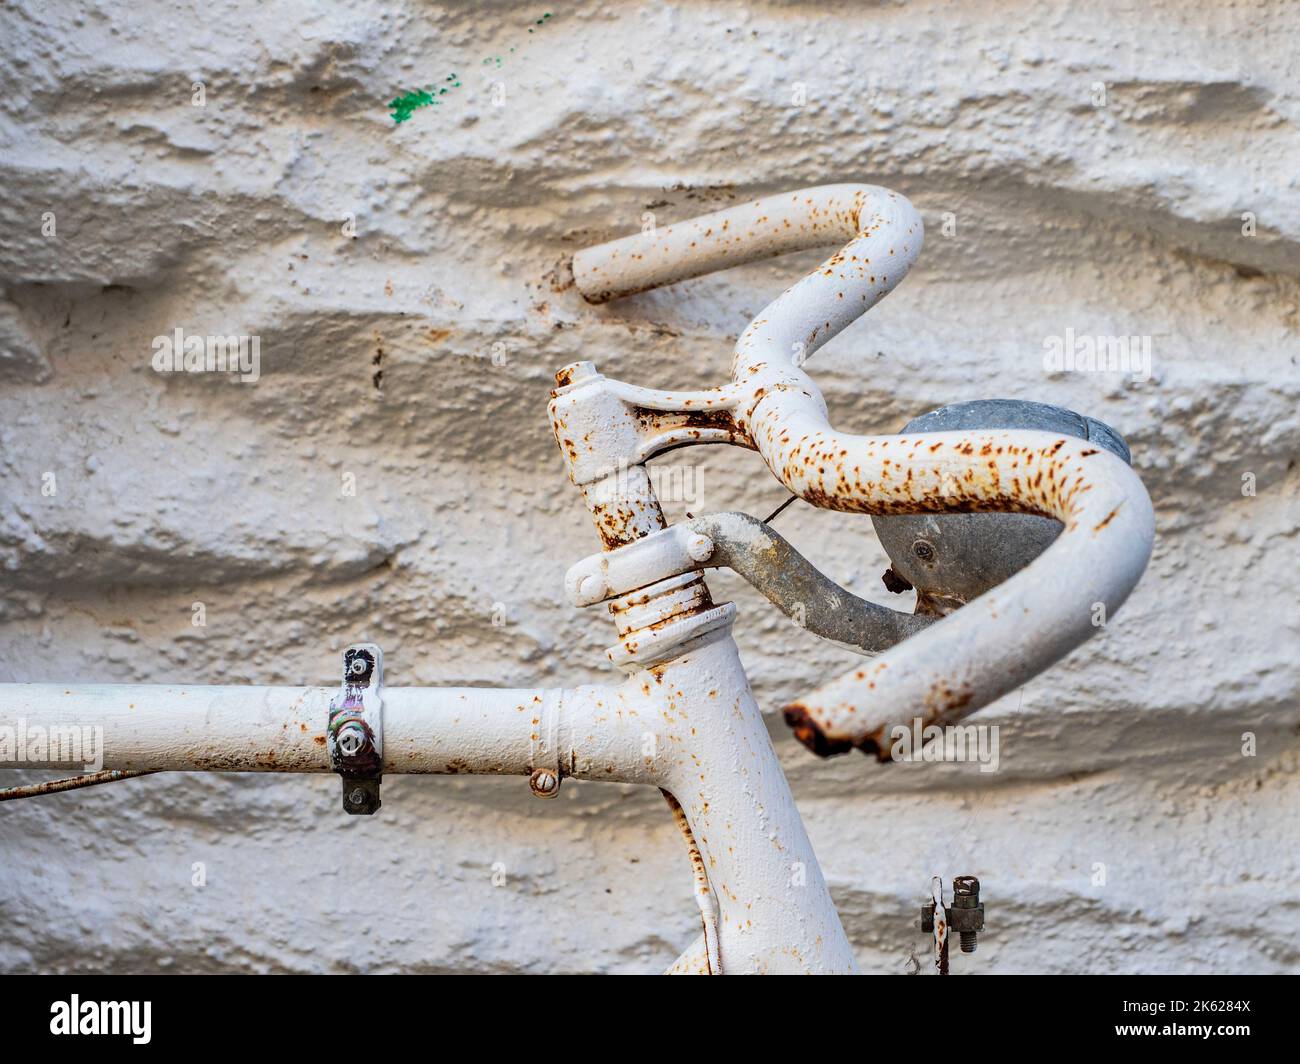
xmin=549 ymin=361 xmax=857 ymax=974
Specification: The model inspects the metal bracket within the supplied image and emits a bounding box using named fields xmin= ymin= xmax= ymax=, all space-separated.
xmin=920 ymin=875 xmax=984 ymax=973
xmin=549 ymin=364 xmax=748 ymax=490
xmin=565 ymin=524 xmax=713 ymax=607
xmin=528 ymin=689 xmax=563 ymax=799
xmin=327 ymin=643 xmax=384 ymax=815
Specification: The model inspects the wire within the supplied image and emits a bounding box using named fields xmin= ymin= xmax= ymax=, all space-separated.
xmin=761 ymin=493 xmax=799 ymax=525
xmin=0 ymin=769 xmax=156 ymax=802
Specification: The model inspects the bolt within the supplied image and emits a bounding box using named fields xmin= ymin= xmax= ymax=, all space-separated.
xmin=685 ymin=533 xmax=714 ymax=562
xmin=578 ymin=573 xmax=606 ymax=602
xmin=952 ymin=875 xmax=981 ymax=953
xmin=337 ymin=724 xmax=367 ymax=757
xmin=349 ymin=657 xmax=368 ymax=676
xmin=912 ymin=538 xmax=935 ymax=562
xmin=529 ymin=767 xmax=561 ymax=799
xmin=555 ymin=361 xmax=598 ymax=388
xmin=339 ymin=778 xmax=380 ymax=815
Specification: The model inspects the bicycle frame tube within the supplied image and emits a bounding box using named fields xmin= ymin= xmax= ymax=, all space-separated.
xmin=0 ymin=683 xmax=650 ymax=782
xmin=3 ymin=638 xmax=857 ymax=974
xmin=547 ymin=362 xmax=858 ymax=972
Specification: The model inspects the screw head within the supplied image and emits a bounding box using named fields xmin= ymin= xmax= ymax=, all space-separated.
xmin=555 ymin=361 xmax=598 ymax=388
xmin=912 ymin=538 xmax=936 ymax=562
xmin=685 ymin=534 xmax=714 ymax=562
xmin=337 ymin=725 xmax=367 ymax=757
xmin=529 ymin=767 xmax=561 ymax=799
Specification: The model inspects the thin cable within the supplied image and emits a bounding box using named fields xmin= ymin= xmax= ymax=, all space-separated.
xmin=0 ymin=769 xmax=156 ymax=802
xmin=761 ymin=493 xmax=799 ymax=525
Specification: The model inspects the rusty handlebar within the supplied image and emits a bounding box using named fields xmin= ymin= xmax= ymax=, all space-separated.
xmin=572 ymin=184 xmax=1155 ymax=755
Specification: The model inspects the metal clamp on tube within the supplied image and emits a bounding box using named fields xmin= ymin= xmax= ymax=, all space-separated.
xmin=327 ymin=644 xmax=384 ymax=815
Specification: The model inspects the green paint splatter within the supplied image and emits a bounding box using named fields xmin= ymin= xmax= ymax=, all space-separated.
xmin=388 ymin=13 xmax=552 ymax=124
xmin=388 ymin=73 xmax=462 ymax=123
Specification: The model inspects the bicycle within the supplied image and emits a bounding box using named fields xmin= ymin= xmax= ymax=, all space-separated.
xmin=0 ymin=184 xmax=1154 ymax=974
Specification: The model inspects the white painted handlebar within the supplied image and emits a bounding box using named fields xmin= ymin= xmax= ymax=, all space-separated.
xmin=574 ymin=184 xmax=1155 ymax=751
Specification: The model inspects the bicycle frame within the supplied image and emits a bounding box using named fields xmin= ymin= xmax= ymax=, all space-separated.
xmin=0 ymin=184 xmax=1154 ymax=975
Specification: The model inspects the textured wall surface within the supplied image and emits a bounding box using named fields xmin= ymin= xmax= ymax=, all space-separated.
xmin=1 ymin=0 xmax=1297 ymax=974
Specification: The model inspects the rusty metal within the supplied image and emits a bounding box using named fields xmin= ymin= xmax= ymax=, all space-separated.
xmin=549 ymin=355 xmax=858 ymax=973
xmin=922 ymin=875 xmax=985 ymax=972
xmin=526 ymin=689 xmax=566 ymax=798
xmin=573 ymin=184 xmax=1155 ymax=759
xmin=528 ymin=767 xmax=561 ymax=798
xmin=0 ymin=769 xmax=155 ymax=802
xmin=926 ymin=876 xmax=950 ymax=975
xmin=572 ymin=184 xmax=909 ymax=305
xmin=663 ymin=790 xmax=721 ymax=975
xmin=871 ymin=400 xmax=1133 ymax=617
xmin=327 ymin=644 xmax=384 ymax=815
xmin=566 ymin=511 xmax=935 ymax=655
xmin=0 ymin=182 xmax=1154 ymax=976
xmin=951 ymin=875 xmax=984 ymax=953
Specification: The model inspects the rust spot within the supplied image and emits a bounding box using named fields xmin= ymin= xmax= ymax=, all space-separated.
xmin=1093 ymin=504 xmax=1122 ymax=532
xmin=782 ymin=703 xmax=854 ymax=758
xmin=881 ymin=567 xmax=913 ymax=594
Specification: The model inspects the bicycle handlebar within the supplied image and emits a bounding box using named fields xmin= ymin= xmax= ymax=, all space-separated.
xmin=573 ymin=184 xmax=1155 ymax=754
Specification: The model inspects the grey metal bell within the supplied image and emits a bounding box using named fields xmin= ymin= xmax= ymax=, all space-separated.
xmin=872 ymin=399 xmax=1132 ymax=615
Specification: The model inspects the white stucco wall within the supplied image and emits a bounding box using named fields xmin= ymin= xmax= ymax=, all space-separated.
xmin=1 ymin=0 xmax=1297 ymax=974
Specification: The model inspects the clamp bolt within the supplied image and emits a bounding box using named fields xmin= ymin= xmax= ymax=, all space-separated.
xmin=529 ymin=767 xmax=561 ymax=799
xmin=685 ymin=533 xmax=714 ymax=562
xmin=328 ymin=643 xmax=384 ymax=816
xmin=920 ymin=874 xmax=985 ymax=968
xmin=336 ymin=723 xmax=368 ymax=757
xmin=951 ymin=875 xmax=982 ymax=953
